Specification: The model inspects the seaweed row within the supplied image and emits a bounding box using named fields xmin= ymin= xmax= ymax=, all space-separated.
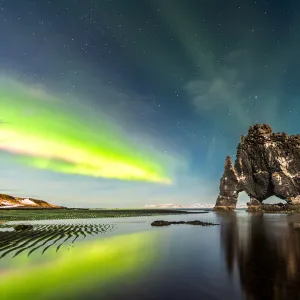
xmin=0 ymin=209 xmax=195 ymax=221
xmin=0 ymin=223 xmax=115 ymax=259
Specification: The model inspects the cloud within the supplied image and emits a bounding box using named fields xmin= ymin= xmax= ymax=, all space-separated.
xmin=151 ymin=0 xmax=255 ymax=127
xmin=184 ymin=51 xmax=253 ymax=126
xmin=185 ymin=68 xmax=244 ymax=110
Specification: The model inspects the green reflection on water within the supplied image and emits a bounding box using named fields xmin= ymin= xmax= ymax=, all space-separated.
xmin=0 ymin=231 xmax=160 ymax=300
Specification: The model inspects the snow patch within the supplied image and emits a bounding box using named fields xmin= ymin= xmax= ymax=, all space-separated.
xmin=20 ymin=198 xmax=37 ymax=206
xmin=273 ymin=172 xmax=282 ymax=186
xmin=290 ymin=195 xmax=300 ymax=204
xmin=276 ymin=156 xmax=294 ymax=178
xmin=238 ymin=175 xmax=246 ymax=181
xmin=145 ymin=203 xmax=247 ymax=209
xmin=265 ymin=142 xmax=276 ymax=148
xmin=0 ymin=200 xmax=21 ymax=208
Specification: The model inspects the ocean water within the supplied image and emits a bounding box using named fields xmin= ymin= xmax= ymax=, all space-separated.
xmin=1 ymin=211 xmax=300 ymax=300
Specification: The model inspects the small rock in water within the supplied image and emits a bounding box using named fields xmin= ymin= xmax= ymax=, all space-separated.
xmin=151 ymin=220 xmax=219 ymax=227
xmin=151 ymin=220 xmax=172 ymax=226
xmin=14 ymin=224 xmax=33 ymax=231
xmin=185 ymin=220 xmax=219 ymax=226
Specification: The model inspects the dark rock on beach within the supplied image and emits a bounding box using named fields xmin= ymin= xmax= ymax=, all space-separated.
xmin=214 ymin=124 xmax=300 ymax=211
xmin=151 ymin=220 xmax=219 ymax=227
xmin=247 ymin=203 xmax=300 ymax=213
xmin=14 ymin=224 xmax=33 ymax=231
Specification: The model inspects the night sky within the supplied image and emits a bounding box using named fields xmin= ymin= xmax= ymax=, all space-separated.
xmin=1 ymin=0 xmax=300 ymax=207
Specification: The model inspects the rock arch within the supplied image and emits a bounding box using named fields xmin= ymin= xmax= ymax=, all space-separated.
xmin=214 ymin=124 xmax=300 ymax=211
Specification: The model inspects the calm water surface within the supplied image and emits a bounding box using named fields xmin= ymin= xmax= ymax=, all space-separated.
xmin=1 ymin=211 xmax=300 ymax=300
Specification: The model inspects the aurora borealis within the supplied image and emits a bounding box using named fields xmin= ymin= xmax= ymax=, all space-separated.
xmin=0 ymin=76 xmax=172 ymax=184
xmin=1 ymin=0 xmax=300 ymax=207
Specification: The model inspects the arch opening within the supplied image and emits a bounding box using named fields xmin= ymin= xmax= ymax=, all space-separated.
xmin=236 ymin=193 xmax=287 ymax=207
xmin=237 ymin=191 xmax=249 ymax=207
xmin=262 ymin=196 xmax=286 ymax=204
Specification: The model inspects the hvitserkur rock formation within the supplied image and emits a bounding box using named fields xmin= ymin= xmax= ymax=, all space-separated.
xmin=214 ymin=124 xmax=300 ymax=211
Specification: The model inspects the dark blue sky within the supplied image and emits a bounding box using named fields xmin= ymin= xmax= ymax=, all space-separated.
xmin=1 ymin=0 xmax=300 ymax=207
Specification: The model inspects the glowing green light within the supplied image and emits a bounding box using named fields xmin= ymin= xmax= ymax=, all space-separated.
xmin=0 ymin=77 xmax=172 ymax=183
xmin=0 ymin=232 xmax=160 ymax=300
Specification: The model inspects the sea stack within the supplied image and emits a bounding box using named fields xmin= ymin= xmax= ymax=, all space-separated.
xmin=214 ymin=124 xmax=300 ymax=211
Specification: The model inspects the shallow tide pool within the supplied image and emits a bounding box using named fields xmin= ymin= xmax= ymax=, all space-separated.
xmin=1 ymin=211 xmax=300 ymax=300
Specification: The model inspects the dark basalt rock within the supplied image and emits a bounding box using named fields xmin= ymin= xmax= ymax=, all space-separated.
xmin=247 ymin=203 xmax=288 ymax=213
xmin=151 ymin=220 xmax=219 ymax=226
xmin=14 ymin=224 xmax=33 ymax=231
xmin=214 ymin=124 xmax=300 ymax=211
xmin=151 ymin=220 xmax=172 ymax=226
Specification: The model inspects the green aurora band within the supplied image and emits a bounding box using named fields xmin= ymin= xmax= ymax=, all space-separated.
xmin=0 ymin=77 xmax=172 ymax=184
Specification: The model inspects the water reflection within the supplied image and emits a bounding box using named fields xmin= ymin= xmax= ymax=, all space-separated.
xmin=0 ymin=223 xmax=115 ymax=258
xmin=0 ymin=231 xmax=160 ymax=300
xmin=1 ymin=213 xmax=300 ymax=299
xmin=220 ymin=213 xmax=300 ymax=299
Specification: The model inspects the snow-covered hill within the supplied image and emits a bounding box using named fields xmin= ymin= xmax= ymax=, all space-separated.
xmin=145 ymin=203 xmax=248 ymax=209
xmin=0 ymin=194 xmax=62 ymax=208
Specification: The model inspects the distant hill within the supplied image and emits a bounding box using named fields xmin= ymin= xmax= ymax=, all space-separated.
xmin=145 ymin=203 xmax=214 ymax=209
xmin=145 ymin=203 xmax=248 ymax=209
xmin=0 ymin=194 xmax=62 ymax=208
